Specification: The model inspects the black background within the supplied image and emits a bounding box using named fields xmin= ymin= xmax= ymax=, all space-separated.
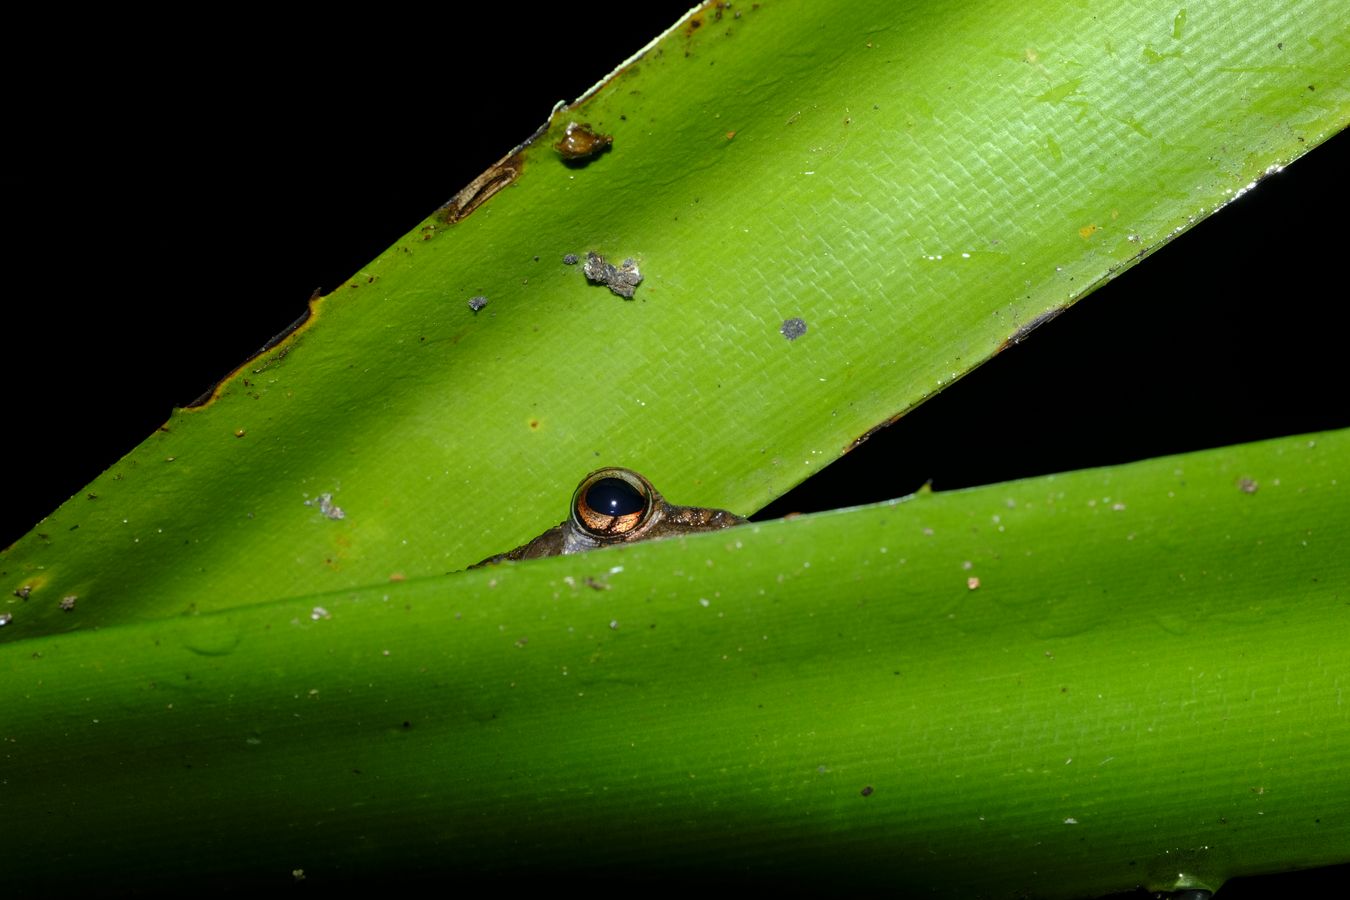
xmin=4 ymin=5 xmax=1346 ymax=895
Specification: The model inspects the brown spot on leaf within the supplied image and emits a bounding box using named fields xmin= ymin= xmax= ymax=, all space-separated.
xmin=438 ymin=116 xmax=548 ymax=224
xmin=185 ymin=298 xmax=317 ymax=409
xmin=441 ymin=153 xmax=525 ymax=224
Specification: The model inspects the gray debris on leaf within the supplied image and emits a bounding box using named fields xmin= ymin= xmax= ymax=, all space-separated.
xmin=468 ymin=295 xmax=488 ymax=312
xmin=583 ymin=251 xmax=643 ymax=299
xmin=780 ymin=317 xmax=808 ymax=341
xmin=305 ymin=493 xmax=346 ymax=521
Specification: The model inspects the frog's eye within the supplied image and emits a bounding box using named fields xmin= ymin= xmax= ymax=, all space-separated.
xmin=572 ymin=468 xmax=654 ymax=540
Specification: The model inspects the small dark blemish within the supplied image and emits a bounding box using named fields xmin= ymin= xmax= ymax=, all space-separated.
xmin=528 ymin=419 xmax=540 ymax=430
xmin=87 ymin=492 xmax=98 ymax=500
xmin=1001 ymin=306 xmax=1066 ymax=351
xmin=780 ymin=317 xmax=807 ymax=341
xmin=555 ymin=122 xmax=613 ymax=163
xmin=583 ymin=252 xmax=643 ymax=299
xmin=402 ymin=721 xmax=412 ymax=729
xmin=563 ymin=253 xmax=579 ymax=265
xmin=468 ymin=295 xmax=489 ymax=313
xmin=860 ymin=785 xmax=874 ymax=797
xmin=845 ymin=409 xmax=906 ymax=453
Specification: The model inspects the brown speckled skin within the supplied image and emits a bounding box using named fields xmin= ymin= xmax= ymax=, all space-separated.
xmin=472 ymin=472 xmax=745 ymax=568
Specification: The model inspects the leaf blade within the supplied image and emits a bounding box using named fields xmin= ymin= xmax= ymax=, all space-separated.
xmin=5 ymin=429 xmax=1348 ymax=895
xmin=5 ymin=1 xmax=1347 ymax=632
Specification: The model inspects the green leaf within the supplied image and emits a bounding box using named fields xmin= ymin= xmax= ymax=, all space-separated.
xmin=5 ymin=0 xmax=1346 ymax=632
xmin=5 ymin=430 xmax=1347 ymax=895
xmin=2 ymin=0 xmax=1348 ymax=893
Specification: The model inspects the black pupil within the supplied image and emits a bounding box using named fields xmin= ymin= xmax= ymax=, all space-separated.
xmin=585 ymin=478 xmax=645 ymax=518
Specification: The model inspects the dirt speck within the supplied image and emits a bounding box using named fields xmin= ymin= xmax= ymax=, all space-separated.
xmin=14 ymin=585 xmax=32 ymax=600
xmin=1237 ymin=477 xmax=1259 ymax=494
xmin=780 ymin=317 xmax=807 ymax=341
xmin=563 ymin=253 xmax=579 ymax=265
xmin=860 ymin=785 xmax=874 ymax=797
xmin=59 ymin=595 xmax=77 ymax=611
xmin=468 ymin=295 xmax=489 ymax=313
xmin=583 ymin=252 xmax=643 ymax=298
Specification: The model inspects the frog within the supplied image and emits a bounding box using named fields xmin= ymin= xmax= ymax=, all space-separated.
xmin=471 ymin=467 xmax=746 ymax=567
